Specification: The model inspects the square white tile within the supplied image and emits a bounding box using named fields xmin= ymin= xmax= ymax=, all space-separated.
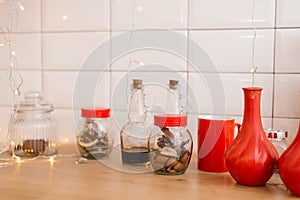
xmin=0 ymin=70 xmax=42 ymax=106
xmin=189 ymin=0 xmax=275 ymax=29
xmin=275 ymin=29 xmax=300 ymax=73
xmin=188 ymin=30 xmax=274 ymax=73
xmin=188 ymin=73 xmax=273 ymax=117
xmin=42 ymin=0 xmax=109 ymax=31
xmin=44 ymin=71 xmax=110 ymax=109
xmin=0 ymin=33 xmax=41 ymax=70
xmin=52 ymin=108 xmax=78 ymax=144
xmin=0 ymin=0 xmax=41 ymax=32
xmin=274 ymin=74 xmax=300 ymax=118
xmin=43 ymin=32 xmax=110 ymax=70
xmin=111 ymin=30 xmax=187 ymax=72
xmin=111 ymin=71 xmax=188 ymax=113
xmin=276 ymin=0 xmax=300 ymax=27
xmin=111 ymin=0 xmax=187 ymax=30
xmin=273 ymin=118 xmax=300 ymax=145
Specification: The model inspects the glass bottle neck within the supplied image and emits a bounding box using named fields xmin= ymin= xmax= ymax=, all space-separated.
xmin=166 ymin=87 xmax=181 ymax=114
xmin=128 ymin=87 xmax=147 ymax=123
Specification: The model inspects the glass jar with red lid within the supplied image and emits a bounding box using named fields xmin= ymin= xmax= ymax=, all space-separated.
xmin=148 ymin=114 xmax=193 ymax=175
xmin=77 ymin=108 xmax=114 ymax=159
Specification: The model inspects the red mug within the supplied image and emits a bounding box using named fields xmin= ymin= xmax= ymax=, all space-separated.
xmin=198 ymin=116 xmax=240 ymax=172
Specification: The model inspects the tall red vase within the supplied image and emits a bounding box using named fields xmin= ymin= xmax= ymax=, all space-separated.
xmin=225 ymin=87 xmax=278 ymax=186
xmin=279 ymin=123 xmax=300 ymax=196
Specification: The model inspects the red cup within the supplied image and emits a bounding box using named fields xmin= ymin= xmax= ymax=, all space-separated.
xmin=198 ymin=116 xmax=240 ymax=172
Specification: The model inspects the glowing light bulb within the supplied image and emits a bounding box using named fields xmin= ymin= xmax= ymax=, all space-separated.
xmin=17 ymin=2 xmax=25 ymax=11
xmin=136 ymin=5 xmax=144 ymax=12
xmin=0 ymin=42 xmax=4 ymax=47
xmin=11 ymin=51 xmax=16 ymax=56
xmin=251 ymin=67 xmax=257 ymax=73
xmin=62 ymin=15 xmax=68 ymax=21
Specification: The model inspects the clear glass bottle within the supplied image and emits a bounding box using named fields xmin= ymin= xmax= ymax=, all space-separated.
xmin=148 ymin=114 xmax=193 ymax=175
xmin=265 ymin=129 xmax=289 ymax=156
xmin=8 ymin=92 xmax=57 ymax=157
xmin=165 ymin=80 xmax=182 ymax=114
xmin=77 ymin=108 xmax=114 ymax=160
xmin=120 ymin=79 xmax=151 ymax=165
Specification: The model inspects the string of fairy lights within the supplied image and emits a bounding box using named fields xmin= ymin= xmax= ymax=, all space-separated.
xmin=0 ymin=0 xmax=24 ymax=161
xmin=0 ymin=0 xmax=78 ymax=168
xmin=251 ymin=0 xmax=258 ymax=87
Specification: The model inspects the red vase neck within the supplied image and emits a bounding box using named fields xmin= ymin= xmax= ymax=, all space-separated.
xmin=242 ymin=87 xmax=263 ymax=129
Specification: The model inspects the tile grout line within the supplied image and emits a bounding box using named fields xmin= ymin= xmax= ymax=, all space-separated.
xmin=186 ymin=0 xmax=190 ymax=116
xmin=109 ymin=0 xmax=113 ymax=109
xmin=40 ymin=0 xmax=45 ymax=93
xmin=271 ymin=0 xmax=278 ymax=128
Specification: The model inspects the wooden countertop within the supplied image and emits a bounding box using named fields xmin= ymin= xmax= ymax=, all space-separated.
xmin=0 ymin=146 xmax=297 ymax=200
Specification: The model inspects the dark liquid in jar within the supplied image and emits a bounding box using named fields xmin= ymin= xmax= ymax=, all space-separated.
xmin=121 ymin=147 xmax=149 ymax=164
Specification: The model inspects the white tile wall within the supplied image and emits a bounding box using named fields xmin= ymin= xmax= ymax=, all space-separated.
xmin=42 ymin=0 xmax=110 ymax=31
xmin=0 ymin=0 xmax=41 ymax=32
xmin=275 ymin=29 xmax=300 ymax=73
xmin=43 ymin=32 xmax=110 ymax=70
xmin=0 ymin=34 xmax=41 ymax=70
xmin=276 ymin=0 xmax=300 ymax=28
xmin=0 ymin=70 xmax=42 ymax=106
xmin=189 ymin=0 xmax=275 ymax=29
xmin=188 ymin=30 xmax=274 ymax=72
xmin=111 ymin=31 xmax=188 ymax=72
xmin=44 ymin=71 xmax=110 ymax=109
xmin=188 ymin=73 xmax=273 ymax=116
xmin=111 ymin=0 xmax=187 ymax=30
xmin=274 ymin=74 xmax=300 ymax=118
xmin=0 ymin=0 xmax=299 ymax=149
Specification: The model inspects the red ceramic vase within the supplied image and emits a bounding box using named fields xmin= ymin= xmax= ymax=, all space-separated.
xmin=279 ymin=123 xmax=300 ymax=196
xmin=225 ymin=87 xmax=278 ymax=186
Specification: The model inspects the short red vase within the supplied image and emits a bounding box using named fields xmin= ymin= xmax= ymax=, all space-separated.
xmin=279 ymin=123 xmax=300 ymax=196
xmin=225 ymin=87 xmax=278 ymax=186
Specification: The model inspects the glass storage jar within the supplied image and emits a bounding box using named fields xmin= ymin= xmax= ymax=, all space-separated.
xmin=120 ymin=79 xmax=152 ymax=166
xmin=265 ymin=129 xmax=289 ymax=156
xmin=77 ymin=108 xmax=114 ymax=159
xmin=149 ymin=114 xmax=193 ymax=175
xmin=8 ymin=92 xmax=57 ymax=157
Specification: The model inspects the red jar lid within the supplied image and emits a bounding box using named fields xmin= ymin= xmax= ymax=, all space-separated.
xmin=154 ymin=114 xmax=187 ymax=127
xmin=81 ymin=108 xmax=110 ymax=118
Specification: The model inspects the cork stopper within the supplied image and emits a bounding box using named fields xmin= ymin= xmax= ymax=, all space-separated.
xmin=169 ymin=80 xmax=179 ymax=90
xmin=132 ymin=79 xmax=143 ymax=89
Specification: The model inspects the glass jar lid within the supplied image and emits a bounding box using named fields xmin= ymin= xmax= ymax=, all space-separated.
xmin=154 ymin=114 xmax=187 ymax=127
xmin=81 ymin=107 xmax=110 ymax=118
xmin=15 ymin=92 xmax=54 ymax=112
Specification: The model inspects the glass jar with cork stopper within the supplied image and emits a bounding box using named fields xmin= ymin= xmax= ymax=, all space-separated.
xmin=120 ymin=79 xmax=152 ymax=166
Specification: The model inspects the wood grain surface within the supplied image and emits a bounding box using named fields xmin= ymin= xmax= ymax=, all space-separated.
xmin=0 ymin=145 xmax=297 ymax=200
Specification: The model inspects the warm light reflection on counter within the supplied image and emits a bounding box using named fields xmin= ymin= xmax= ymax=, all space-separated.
xmin=49 ymin=156 xmax=55 ymax=168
